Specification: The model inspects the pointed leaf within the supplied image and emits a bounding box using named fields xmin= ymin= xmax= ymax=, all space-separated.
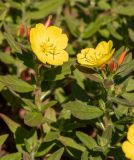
xmin=0 ymin=153 xmax=21 ymax=160
xmin=76 ymin=131 xmax=97 ymax=150
xmin=0 ymin=75 xmax=34 ymax=93
xmin=24 ymin=111 xmax=43 ymax=127
xmin=48 ymin=148 xmax=64 ymax=160
xmin=0 ymin=134 xmax=8 ymax=146
xmin=58 ymin=136 xmax=86 ymax=152
xmin=63 ymin=101 xmax=103 ymax=120
xmin=0 ymin=113 xmax=20 ymax=133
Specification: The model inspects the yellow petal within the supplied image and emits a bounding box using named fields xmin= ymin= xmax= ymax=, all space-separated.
xmin=30 ymin=23 xmax=47 ymax=53
xmin=122 ymin=141 xmax=134 ymax=160
xmin=46 ymin=50 xmax=68 ymax=65
xmin=56 ymin=34 xmax=68 ymax=50
xmin=35 ymin=50 xmax=46 ymax=64
xmin=77 ymin=48 xmax=98 ymax=67
xmin=96 ymin=49 xmax=115 ymax=66
xmin=127 ymin=124 xmax=134 ymax=145
xmin=30 ymin=23 xmax=46 ymax=44
xmin=46 ymin=26 xmax=62 ymax=40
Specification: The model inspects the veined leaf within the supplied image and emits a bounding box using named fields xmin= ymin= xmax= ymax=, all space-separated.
xmin=76 ymin=131 xmax=98 ymax=150
xmin=0 ymin=75 xmax=34 ymax=93
xmin=63 ymin=101 xmax=103 ymax=120
xmin=26 ymin=0 xmax=65 ymax=20
xmin=0 ymin=152 xmax=22 ymax=160
xmin=0 ymin=113 xmax=20 ymax=133
xmin=24 ymin=111 xmax=43 ymax=127
xmin=0 ymin=134 xmax=8 ymax=146
xmin=58 ymin=136 xmax=86 ymax=152
xmin=48 ymin=148 xmax=64 ymax=160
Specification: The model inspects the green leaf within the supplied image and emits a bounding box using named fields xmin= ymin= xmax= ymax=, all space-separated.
xmin=22 ymin=98 xmax=36 ymax=111
xmin=26 ymin=0 xmax=65 ymax=20
xmin=0 ymin=152 xmax=22 ymax=160
xmin=6 ymin=0 xmax=22 ymax=9
xmin=116 ymin=60 xmax=134 ymax=77
xmin=107 ymin=23 xmax=123 ymax=40
xmin=45 ymin=131 xmax=60 ymax=142
xmin=73 ymin=68 xmax=86 ymax=89
xmin=44 ymin=108 xmax=57 ymax=122
xmin=4 ymin=32 xmax=22 ymax=53
xmin=0 ymin=52 xmax=15 ymax=64
xmin=48 ymin=147 xmax=64 ymax=160
xmin=36 ymin=142 xmax=56 ymax=157
xmin=81 ymin=150 xmax=89 ymax=160
xmin=44 ymin=61 xmax=72 ymax=81
xmin=0 ymin=134 xmax=8 ymax=146
xmin=99 ymin=29 xmax=110 ymax=38
xmin=24 ymin=111 xmax=43 ymax=127
xmin=128 ymin=28 xmax=134 ymax=42
xmin=113 ymin=6 xmax=134 ymax=16
xmin=0 ymin=81 xmax=5 ymax=91
xmin=41 ymin=100 xmax=57 ymax=112
xmin=122 ymin=92 xmax=134 ymax=102
xmin=101 ymin=126 xmax=112 ymax=146
xmin=114 ymin=104 xmax=128 ymax=118
xmin=58 ymin=136 xmax=86 ymax=152
xmin=82 ymin=15 xmax=115 ymax=38
xmin=98 ymin=0 xmax=111 ymax=10
xmin=64 ymin=15 xmax=80 ymax=37
xmin=0 ymin=113 xmax=20 ymax=133
xmin=63 ymin=101 xmax=103 ymax=120
xmin=109 ymin=97 xmax=134 ymax=107
xmin=0 ymin=75 xmax=34 ymax=93
xmin=125 ymin=79 xmax=134 ymax=91
xmin=76 ymin=131 xmax=97 ymax=150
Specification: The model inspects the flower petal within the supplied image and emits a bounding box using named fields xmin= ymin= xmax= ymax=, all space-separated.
xmin=127 ymin=124 xmax=134 ymax=145
xmin=30 ymin=23 xmax=47 ymax=53
xmin=122 ymin=141 xmax=134 ymax=160
xmin=46 ymin=26 xmax=62 ymax=40
xmin=56 ymin=34 xmax=68 ymax=50
xmin=46 ymin=50 xmax=68 ymax=65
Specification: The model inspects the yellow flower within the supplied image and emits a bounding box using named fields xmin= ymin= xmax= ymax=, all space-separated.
xmin=30 ymin=23 xmax=68 ymax=65
xmin=122 ymin=124 xmax=134 ymax=160
xmin=77 ymin=40 xmax=115 ymax=68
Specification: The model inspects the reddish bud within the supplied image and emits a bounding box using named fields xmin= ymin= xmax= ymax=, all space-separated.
xmin=4 ymin=46 xmax=11 ymax=53
xmin=19 ymin=108 xmax=26 ymax=119
xmin=20 ymin=23 xmax=25 ymax=37
xmin=27 ymin=27 xmax=31 ymax=41
xmin=21 ymin=68 xmax=35 ymax=81
xmin=118 ymin=50 xmax=127 ymax=66
xmin=44 ymin=15 xmax=52 ymax=28
xmin=108 ymin=59 xmax=118 ymax=72
xmin=100 ymin=64 xmax=106 ymax=70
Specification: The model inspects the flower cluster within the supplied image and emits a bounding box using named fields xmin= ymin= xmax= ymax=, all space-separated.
xmin=30 ymin=23 xmax=115 ymax=67
xmin=122 ymin=124 xmax=134 ymax=160
xmin=77 ymin=40 xmax=115 ymax=68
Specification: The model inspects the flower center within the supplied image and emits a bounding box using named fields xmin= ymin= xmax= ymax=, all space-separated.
xmin=40 ymin=40 xmax=56 ymax=55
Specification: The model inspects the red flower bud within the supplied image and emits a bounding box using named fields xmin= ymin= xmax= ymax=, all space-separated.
xmin=44 ymin=15 xmax=52 ymax=28
xmin=100 ymin=64 xmax=106 ymax=70
xmin=118 ymin=50 xmax=127 ymax=66
xmin=20 ymin=23 xmax=25 ymax=37
xmin=108 ymin=59 xmax=117 ymax=72
xmin=27 ymin=27 xmax=30 ymax=41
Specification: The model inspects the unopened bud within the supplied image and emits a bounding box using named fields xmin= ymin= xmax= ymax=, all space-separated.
xmin=20 ymin=23 xmax=25 ymax=37
xmin=109 ymin=59 xmax=117 ymax=72
xmin=44 ymin=15 xmax=52 ymax=28
xmin=118 ymin=50 xmax=127 ymax=66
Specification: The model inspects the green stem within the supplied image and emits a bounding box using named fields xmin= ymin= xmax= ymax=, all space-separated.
xmin=34 ymin=61 xmax=42 ymax=110
xmin=30 ymin=152 xmax=35 ymax=160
